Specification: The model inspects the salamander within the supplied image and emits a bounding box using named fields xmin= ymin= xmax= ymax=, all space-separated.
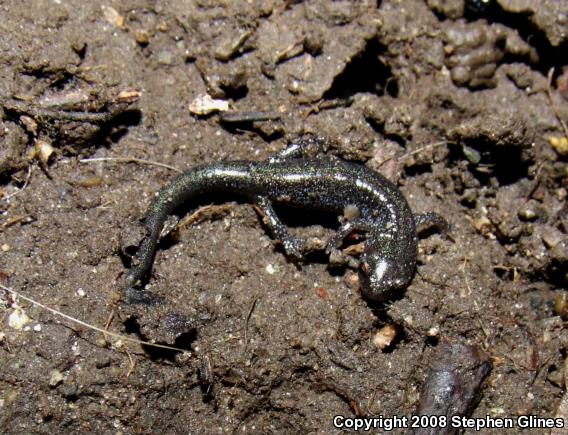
xmin=126 ymin=139 xmax=445 ymax=303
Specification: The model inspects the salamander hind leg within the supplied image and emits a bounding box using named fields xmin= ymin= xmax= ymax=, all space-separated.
xmin=326 ymin=218 xmax=372 ymax=253
xmin=254 ymin=196 xmax=305 ymax=262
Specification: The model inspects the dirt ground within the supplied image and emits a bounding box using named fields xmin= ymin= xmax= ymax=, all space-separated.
xmin=1 ymin=0 xmax=568 ymax=433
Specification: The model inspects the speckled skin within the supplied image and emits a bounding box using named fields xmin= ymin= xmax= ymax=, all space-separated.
xmin=127 ymin=143 xmax=420 ymax=302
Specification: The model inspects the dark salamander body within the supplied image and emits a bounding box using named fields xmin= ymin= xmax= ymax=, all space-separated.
xmin=127 ymin=142 xmax=441 ymax=302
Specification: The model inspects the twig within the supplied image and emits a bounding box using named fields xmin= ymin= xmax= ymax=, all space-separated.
xmin=243 ymin=296 xmax=258 ymax=352
xmin=375 ymin=141 xmax=448 ymax=169
xmin=3 ymin=100 xmax=118 ymax=123
xmin=0 ymin=214 xmax=34 ymax=232
xmin=124 ymin=348 xmax=136 ymax=379
xmin=102 ymin=309 xmax=115 ymax=344
xmin=80 ymin=157 xmax=182 ymax=173
xmin=219 ymin=111 xmax=281 ymax=123
xmin=397 ymin=141 xmax=448 ymax=162
xmin=547 ymin=68 xmax=568 ymax=139
xmin=104 ymin=309 xmax=115 ymax=331
xmin=524 ymin=161 xmax=546 ymax=203
xmin=0 ymin=283 xmax=189 ymax=354
xmin=1 ymin=165 xmax=33 ymax=202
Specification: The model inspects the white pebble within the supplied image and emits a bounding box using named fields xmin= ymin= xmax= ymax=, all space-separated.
xmin=49 ymin=370 xmax=64 ymax=387
xmin=8 ymin=308 xmax=30 ymax=330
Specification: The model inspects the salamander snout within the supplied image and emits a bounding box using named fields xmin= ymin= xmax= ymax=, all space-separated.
xmin=358 ymin=255 xmax=411 ymax=302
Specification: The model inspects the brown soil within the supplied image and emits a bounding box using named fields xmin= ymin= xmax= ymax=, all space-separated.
xmin=1 ymin=0 xmax=568 ymax=433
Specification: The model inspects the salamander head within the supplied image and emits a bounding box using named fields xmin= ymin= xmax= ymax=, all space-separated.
xmin=358 ymin=253 xmax=414 ymax=302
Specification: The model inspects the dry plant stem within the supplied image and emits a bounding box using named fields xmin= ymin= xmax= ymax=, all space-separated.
xmin=398 ymin=141 xmax=448 ymax=162
xmin=243 ymin=296 xmax=259 ymax=352
xmin=1 ymin=165 xmax=33 ymax=202
xmin=547 ymin=68 xmax=568 ymax=139
xmin=124 ymin=348 xmax=136 ymax=379
xmin=80 ymin=157 xmax=182 ymax=173
xmin=0 ymin=283 xmax=189 ymax=354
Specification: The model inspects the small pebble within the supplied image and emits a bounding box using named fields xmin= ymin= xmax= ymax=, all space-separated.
xmin=101 ymin=5 xmax=125 ymax=28
xmin=345 ymin=271 xmax=360 ymax=290
xmin=373 ymin=324 xmax=397 ymax=350
xmin=549 ymin=136 xmax=568 ymax=156
xmin=427 ymin=325 xmax=440 ymax=337
xmin=34 ymin=139 xmax=55 ymax=163
xmin=49 ymin=370 xmax=64 ymax=387
xmin=473 ymin=215 xmax=492 ymax=235
xmin=1 ymin=244 xmax=10 ymax=252
xmin=328 ymin=248 xmax=345 ymax=266
xmin=95 ymin=357 xmax=111 ymax=369
xmin=189 ymin=94 xmax=229 ymax=115
xmin=518 ymin=205 xmax=538 ymax=221
xmin=96 ymin=338 xmax=108 ymax=348
xmin=541 ymin=226 xmax=564 ymax=249
xmin=134 ymin=29 xmax=150 ymax=45
xmin=157 ymin=50 xmax=174 ymax=65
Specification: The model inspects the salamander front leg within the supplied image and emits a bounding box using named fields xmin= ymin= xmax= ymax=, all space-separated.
xmin=254 ymin=196 xmax=305 ymax=262
xmin=414 ymin=212 xmax=449 ymax=236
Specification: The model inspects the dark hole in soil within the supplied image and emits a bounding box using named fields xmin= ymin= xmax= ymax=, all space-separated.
xmin=174 ymin=329 xmax=197 ymax=350
xmin=123 ymin=316 xmax=142 ymax=335
xmin=426 ymin=334 xmax=440 ymax=346
xmin=447 ymin=142 xmax=529 ymax=186
xmin=404 ymin=162 xmax=434 ymax=177
xmin=220 ymin=83 xmax=248 ymax=100
xmin=481 ymin=145 xmax=528 ymax=186
xmin=323 ymin=38 xmax=398 ymax=100
xmin=98 ymin=108 xmax=142 ymax=145
xmin=546 ymin=260 xmax=568 ymax=288
xmin=123 ymin=316 xmax=193 ymax=360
